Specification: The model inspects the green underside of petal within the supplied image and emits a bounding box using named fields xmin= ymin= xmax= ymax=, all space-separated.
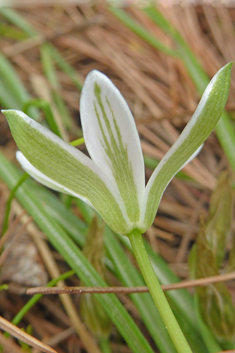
xmin=5 ymin=110 xmax=129 ymax=234
xmin=94 ymin=82 xmax=140 ymax=223
xmin=143 ymin=62 xmax=233 ymax=232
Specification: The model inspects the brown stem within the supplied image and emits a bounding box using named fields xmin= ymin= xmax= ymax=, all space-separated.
xmin=27 ymin=270 xmax=235 ymax=295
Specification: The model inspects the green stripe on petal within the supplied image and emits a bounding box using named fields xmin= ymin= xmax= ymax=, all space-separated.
xmin=140 ymin=62 xmax=233 ymax=233
xmin=80 ymin=71 xmax=145 ymax=224
xmin=3 ymin=109 xmax=130 ymax=235
xmin=16 ymin=151 xmax=93 ymax=206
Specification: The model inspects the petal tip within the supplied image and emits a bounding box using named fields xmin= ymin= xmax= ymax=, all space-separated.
xmin=2 ymin=109 xmax=28 ymax=121
xmin=215 ymin=62 xmax=233 ymax=82
xmin=84 ymin=70 xmax=111 ymax=86
xmin=16 ymin=150 xmax=23 ymax=160
xmin=226 ymin=61 xmax=233 ymax=69
xmin=1 ymin=109 xmax=13 ymax=116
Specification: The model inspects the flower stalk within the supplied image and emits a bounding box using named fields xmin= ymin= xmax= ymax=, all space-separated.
xmin=128 ymin=229 xmax=192 ymax=353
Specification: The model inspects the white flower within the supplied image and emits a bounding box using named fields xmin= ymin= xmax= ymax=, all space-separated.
xmin=2 ymin=63 xmax=232 ymax=235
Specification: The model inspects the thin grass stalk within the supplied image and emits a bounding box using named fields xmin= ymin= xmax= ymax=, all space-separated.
xmin=1 ymin=172 xmax=28 ymax=236
xmin=23 ymin=99 xmax=63 ymax=138
xmin=11 ymin=270 xmax=74 ymax=327
xmin=0 ymin=7 xmax=38 ymax=37
xmin=40 ymin=44 xmax=73 ymax=129
xmin=0 ymin=53 xmax=38 ymax=118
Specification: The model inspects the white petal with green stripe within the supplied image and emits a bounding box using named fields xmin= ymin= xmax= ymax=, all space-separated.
xmin=139 ymin=62 xmax=233 ymax=233
xmin=16 ymin=151 xmax=94 ymax=205
xmin=3 ymin=109 xmax=130 ymax=235
xmin=80 ymin=71 xmax=145 ymax=224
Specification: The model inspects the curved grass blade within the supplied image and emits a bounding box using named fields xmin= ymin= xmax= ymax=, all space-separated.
xmin=0 ymin=151 xmax=155 ymax=353
xmin=11 ymin=270 xmax=74 ymax=327
xmin=23 ymin=99 xmax=63 ymax=138
xmin=1 ymin=172 xmax=28 ymax=236
xmin=0 ymin=7 xmax=38 ymax=37
xmin=0 ymin=53 xmax=38 ymax=118
xmin=109 ymin=7 xmax=178 ymax=57
xmin=40 ymin=44 xmax=73 ymax=130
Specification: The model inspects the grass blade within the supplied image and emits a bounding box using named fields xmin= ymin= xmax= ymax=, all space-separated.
xmin=0 ymin=7 xmax=38 ymax=37
xmin=48 ymin=44 xmax=83 ymax=91
xmin=11 ymin=270 xmax=74 ymax=327
xmin=0 ymin=53 xmax=38 ymax=119
xmin=0 ymin=151 xmax=155 ymax=353
xmin=109 ymin=7 xmax=179 ymax=57
xmin=1 ymin=172 xmax=29 ymax=235
xmin=40 ymin=43 xmax=73 ymax=129
xmin=23 ymin=99 xmax=63 ymax=138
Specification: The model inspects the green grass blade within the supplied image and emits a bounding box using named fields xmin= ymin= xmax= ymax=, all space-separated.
xmin=0 ymin=53 xmax=38 ymax=119
xmin=143 ymin=6 xmax=208 ymax=85
xmin=0 ymin=79 xmax=21 ymax=109
xmin=1 ymin=172 xmax=29 ymax=235
xmin=215 ymin=114 xmax=235 ymax=171
xmin=40 ymin=44 xmax=73 ymax=129
xmin=11 ymin=270 xmax=74 ymax=327
xmin=0 ymin=151 xmax=155 ymax=353
xmin=48 ymin=44 xmax=83 ymax=91
xmin=143 ymin=7 xmax=235 ymax=173
xmin=0 ymin=53 xmax=27 ymax=103
xmin=109 ymin=7 xmax=179 ymax=58
xmin=0 ymin=24 xmax=28 ymax=40
xmin=0 ymin=8 xmax=83 ymax=93
xmin=0 ymin=7 xmax=38 ymax=37
xmin=3 ymin=270 xmax=74 ymax=339
xmin=23 ymin=99 xmax=63 ymax=138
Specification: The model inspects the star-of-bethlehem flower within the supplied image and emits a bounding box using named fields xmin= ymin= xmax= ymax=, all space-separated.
xmin=2 ymin=63 xmax=232 ymax=353
xmin=2 ymin=63 xmax=232 ymax=237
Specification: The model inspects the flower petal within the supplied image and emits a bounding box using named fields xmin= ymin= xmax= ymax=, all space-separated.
xmin=3 ymin=109 xmax=130 ymax=234
xmin=16 ymin=151 xmax=93 ymax=207
xmin=140 ymin=62 xmax=233 ymax=233
xmin=80 ymin=70 xmax=145 ymax=224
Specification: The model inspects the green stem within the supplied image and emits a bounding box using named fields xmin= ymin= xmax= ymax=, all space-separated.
xmin=70 ymin=137 xmax=85 ymax=146
xmin=11 ymin=270 xmax=75 ymax=327
xmin=1 ymin=172 xmax=29 ymax=236
xmin=99 ymin=337 xmax=111 ymax=353
xmin=128 ymin=229 xmax=193 ymax=353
